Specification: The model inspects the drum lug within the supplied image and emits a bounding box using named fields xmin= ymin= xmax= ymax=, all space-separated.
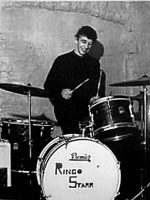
xmin=117 ymin=161 xmax=121 ymax=169
xmin=64 ymin=138 xmax=71 ymax=149
xmin=115 ymin=191 xmax=120 ymax=198
xmin=95 ymin=138 xmax=101 ymax=143
xmin=62 ymin=136 xmax=73 ymax=148
xmin=38 ymin=157 xmax=44 ymax=164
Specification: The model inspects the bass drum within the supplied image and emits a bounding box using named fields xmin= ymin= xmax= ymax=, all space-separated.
xmin=36 ymin=134 xmax=121 ymax=200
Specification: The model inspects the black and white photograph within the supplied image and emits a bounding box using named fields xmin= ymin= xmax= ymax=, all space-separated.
xmin=0 ymin=1 xmax=150 ymax=200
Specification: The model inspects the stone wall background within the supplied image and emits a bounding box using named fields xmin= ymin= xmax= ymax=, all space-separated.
xmin=0 ymin=1 xmax=150 ymax=123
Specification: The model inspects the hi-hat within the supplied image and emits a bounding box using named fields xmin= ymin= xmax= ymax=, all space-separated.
xmin=109 ymin=75 xmax=150 ymax=87
xmin=0 ymin=83 xmax=51 ymax=98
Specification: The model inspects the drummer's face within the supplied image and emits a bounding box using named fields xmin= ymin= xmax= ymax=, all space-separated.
xmin=75 ymin=35 xmax=93 ymax=57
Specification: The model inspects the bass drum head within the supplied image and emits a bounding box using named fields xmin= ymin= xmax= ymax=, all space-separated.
xmin=36 ymin=136 xmax=121 ymax=200
xmin=36 ymin=134 xmax=79 ymax=185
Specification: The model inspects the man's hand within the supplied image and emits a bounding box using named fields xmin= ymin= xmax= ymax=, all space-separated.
xmin=61 ymin=89 xmax=72 ymax=100
xmin=90 ymin=96 xmax=99 ymax=104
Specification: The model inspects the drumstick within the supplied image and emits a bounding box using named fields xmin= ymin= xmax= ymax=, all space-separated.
xmin=71 ymin=78 xmax=89 ymax=93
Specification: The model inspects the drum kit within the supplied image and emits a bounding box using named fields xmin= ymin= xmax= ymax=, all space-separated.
xmin=0 ymin=75 xmax=150 ymax=200
xmin=0 ymin=83 xmax=55 ymax=173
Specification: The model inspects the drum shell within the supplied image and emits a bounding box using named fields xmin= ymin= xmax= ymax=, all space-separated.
xmin=36 ymin=135 xmax=121 ymax=200
xmin=0 ymin=118 xmax=54 ymax=171
xmin=90 ymin=96 xmax=137 ymax=141
xmin=103 ymin=134 xmax=141 ymax=200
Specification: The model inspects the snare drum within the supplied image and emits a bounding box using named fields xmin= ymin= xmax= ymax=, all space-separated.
xmin=89 ymin=96 xmax=136 ymax=141
xmin=36 ymin=135 xmax=121 ymax=200
xmin=0 ymin=118 xmax=54 ymax=170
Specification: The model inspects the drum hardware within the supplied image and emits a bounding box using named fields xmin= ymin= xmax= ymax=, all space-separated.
xmin=80 ymin=124 xmax=94 ymax=137
xmin=63 ymin=135 xmax=74 ymax=148
xmin=58 ymin=134 xmax=80 ymax=148
xmin=125 ymin=181 xmax=150 ymax=200
xmin=12 ymin=169 xmax=36 ymax=174
xmin=0 ymin=82 xmax=51 ymax=185
xmin=79 ymin=117 xmax=94 ymax=138
xmin=83 ymin=122 xmax=94 ymax=137
xmin=88 ymin=105 xmax=95 ymax=138
xmin=110 ymin=74 xmax=150 ymax=200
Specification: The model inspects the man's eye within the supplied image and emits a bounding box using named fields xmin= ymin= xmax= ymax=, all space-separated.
xmin=81 ymin=40 xmax=86 ymax=43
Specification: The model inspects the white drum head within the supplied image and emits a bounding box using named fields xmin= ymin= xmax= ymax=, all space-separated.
xmin=37 ymin=137 xmax=121 ymax=200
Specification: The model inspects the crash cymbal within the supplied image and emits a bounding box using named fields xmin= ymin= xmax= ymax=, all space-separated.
xmin=109 ymin=75 xmax=150 ymax=87
xmin=0 ymin=83 xmax=51 ymax=98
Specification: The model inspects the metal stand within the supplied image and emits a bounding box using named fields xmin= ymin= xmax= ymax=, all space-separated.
xmin=27 ymin=85 xmax=36 ymax=185
xmin=28 ymin=89 xmax=32 ymax=163
xmin=0 ymin=82 xmax=51 ymax=188
xmin=140 ymin=86 xmax=148 ymax=200
xmin=109 ymin=74 xmax=150 ymax=200
xmin=126 ymin=182 xmax=150 ymax=200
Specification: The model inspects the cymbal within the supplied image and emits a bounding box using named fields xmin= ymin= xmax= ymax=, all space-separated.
xmin=109 ymin=75 xmax=150 ymax=87
xmin=0 ymin=83 xmax=51 ymax=98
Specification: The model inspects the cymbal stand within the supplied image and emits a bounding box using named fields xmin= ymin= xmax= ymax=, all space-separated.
xmin=140 ymin=85 xmax=148 ymax=200
xmin=28 ymin=90 xmax=32 ymax=162
xmin=27 ymin=88 xmax=33 ymax=185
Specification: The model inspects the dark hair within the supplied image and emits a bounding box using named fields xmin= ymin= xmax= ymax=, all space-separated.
xmin=75 ymin=26 xmax=97 ymax=43
xmin=88 ymin=41 xmax=104 ymax=60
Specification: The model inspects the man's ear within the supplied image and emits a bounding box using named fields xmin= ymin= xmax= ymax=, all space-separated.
xmin=74 ymin=36 xmax=78 ymax=43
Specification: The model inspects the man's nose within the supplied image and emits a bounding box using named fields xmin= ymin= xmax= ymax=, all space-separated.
xmin=85 ymin=43 xmax=90 ymax=49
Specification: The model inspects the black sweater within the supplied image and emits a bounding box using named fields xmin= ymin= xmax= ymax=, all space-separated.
xmin=44 ymin=50 xmax=105 ymax=126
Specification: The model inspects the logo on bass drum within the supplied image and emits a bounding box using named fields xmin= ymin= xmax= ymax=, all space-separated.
xmin=69 ymin=152 xmax=91 ymax=162
xmin=55 ymin=162 xmax=94 ymax=188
